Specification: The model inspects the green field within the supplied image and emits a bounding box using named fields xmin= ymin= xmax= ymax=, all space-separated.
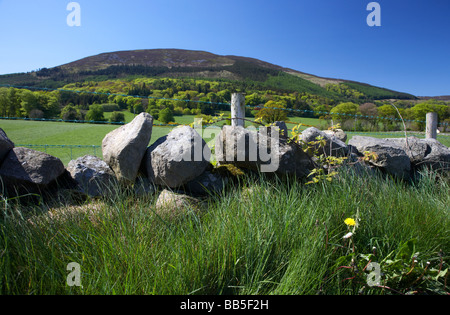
xmin=0 ymin=119 xmax=174 ymax=165
xmin=1 ymin=115 xmax=449 ymax=166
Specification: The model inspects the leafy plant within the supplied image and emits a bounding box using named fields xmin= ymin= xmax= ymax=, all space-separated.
xmin=330 ymin=226 xmax=449 ymax=295
xmin=292 ymin=124 xmax=348 ymax=185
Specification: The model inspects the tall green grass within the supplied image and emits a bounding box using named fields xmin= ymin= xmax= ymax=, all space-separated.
xmin=1 ymin=168 xmax=449 ymax=295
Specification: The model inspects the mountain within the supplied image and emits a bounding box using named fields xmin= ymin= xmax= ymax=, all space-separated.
xmin=418 ymin=95 xmax=450 ymax=101
xmin=0 ymin=48 xmax=417 ymax=100
xmin=55 ymin=49 xmax=383 ymax=89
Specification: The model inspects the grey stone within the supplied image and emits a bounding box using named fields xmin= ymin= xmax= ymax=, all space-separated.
xmin=67 ymin=155 xmax=117 ymax=197
xmin=0 ymin=147 xmax=65 ymax=196
xmin=323 ymin=128 xmax=347 ymax=143
xmin=134 ymin=176 xmax=156 ymax=196
xmin=183 ymin=170 xmax=227 ymax=196
xmin=215 ymin=125 xmax=314 ymax=178
xmin=421 ymin=138 xmax=450 ymax=171
xmin=155 ymin=189 xmax=202 ymax=217
xmin=272 ymin=121 xmax=288 ymax=139
xmin=348 ymin=136 xmax=411 ymax=180
xmin=142 ymin=126 xmax=211 ymax=188
xmin=0 ymin=128 xmax=14 ymax=165
xmin=386 ymin=137 xmax=450 ymax=171
xmin=102 ymin=112 xmax=153 ymax=185
xmin=384 ymin=137 xmax=429 ymax=164
xmin=301 ymin=127 xmax=348 ymax=157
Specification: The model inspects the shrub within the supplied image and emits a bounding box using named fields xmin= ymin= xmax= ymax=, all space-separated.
xmin=173 ymin=107 xmax=184 ymax=116
xmin=148 ymin=109 xmax=160 ymax=120
xmin=191 ymin=108 xmax=202 ymax=116
xmin=255 ymin=100 xmax=288 ymax=124
xmin=109 ymin=111 xmax=125 ymax=123
xmin=159 ymin=108 xmax=175 ymax=124
xmin=85 ymin=104 xmax=106 ymax=122
xmin=194 ymin=114 xmax=213 ymax=126
xmin=61 ymin=104 xmax=81 ymax=121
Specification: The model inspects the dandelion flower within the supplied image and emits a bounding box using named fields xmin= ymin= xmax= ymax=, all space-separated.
xmin=344 ymin=218 xmax=356 ymax=226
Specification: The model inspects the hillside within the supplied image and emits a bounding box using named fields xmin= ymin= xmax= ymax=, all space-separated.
xmin=0 ymin=49 xmax=417 ymax=101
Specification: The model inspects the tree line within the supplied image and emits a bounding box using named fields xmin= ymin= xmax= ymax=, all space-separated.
xmin=1 ymin=76 xmax=449 ymax=131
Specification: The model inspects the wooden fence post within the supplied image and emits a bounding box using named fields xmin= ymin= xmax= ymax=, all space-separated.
xmin=231 ymin=93 xmax=245 ymax=127
xmin=426 ymin=112 xmax=438 ymax=139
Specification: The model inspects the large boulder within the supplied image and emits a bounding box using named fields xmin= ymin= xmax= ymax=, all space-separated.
xmin=102 ymin=112 xmax=153 ymax=185
xmin=142 ymin=125 xmax=211 ymax=188
xmin=216 ymin=125 xmax=314 ymax=178
xmin=348 ymin=136 xmax=411 ymax=180
xmin=272 ymin=138 xmax=316 ymax=179
xmin=0 ymin=128 xmax=14 ymax=165
xmin=301 ymin=127 xmax=348 ymax=157
xmin=384 ymin=137 xmax=450 ymax=172
xmin=0 ymin=147 xmax=65 ymax=196
xmin=66 ymin=155 xmax=117 ymax=197
xmin=384 ymin=137 xmax=429 ymax=164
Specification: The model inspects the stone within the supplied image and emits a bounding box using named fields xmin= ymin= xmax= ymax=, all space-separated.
xmin=348 ymin=136 xmax=411 ymax=180
xmin=351 ymin=136 xmax=450 ymax=173
xmin=155 ymin=189 xmax=202 ymax=217
xmin=215 ymin=125 xmax=259 ymax=169
xmin=323 ymin=128 xmax=347 ymax=143
xmin=0 ymin=128 xmax=14 ymax=165
xmin=0 ymin=147 xmax=65 ymax=196
xmin=276 ymin=140 xmax=315 ymax=179
xmin=215 ymin=125 xmax=314 ymax=178
xmin=66 ymin=155 xmax=117 ymax=197
xmin=142 ymin=125 xmax=211 ymax=188
xmin=421 ymin=138 xmax=450 ymax=171
xmin=183 ymin=170 xmax=228 ymax=196
xmin=385 ymin=137 xmax=450 ymax=172
xmin=301 ymin=127 xmax=348 ymax=157
xmin=102 ymin=112 xmax=153 ymax=185
xmin=383 ymin=137 xmax=429 ymax=164
xmin=134 ymin=176 xmax=156 ymax=196
xmin=272 ymin=121 xmax=288 ymax=139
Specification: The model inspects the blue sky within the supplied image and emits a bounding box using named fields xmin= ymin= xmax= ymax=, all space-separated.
xmin=0 ymin=0 xmax=449 ymax=96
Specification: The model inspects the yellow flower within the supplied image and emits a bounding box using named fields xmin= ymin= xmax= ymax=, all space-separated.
xmin=344 ymin=218 xmax=356 ymax=227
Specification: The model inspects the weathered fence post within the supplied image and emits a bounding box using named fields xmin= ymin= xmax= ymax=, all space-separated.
xmin=231 ymin=93 xmax=245 ymax=127
xmin=426 ymin=112 xmax=438 ymax=139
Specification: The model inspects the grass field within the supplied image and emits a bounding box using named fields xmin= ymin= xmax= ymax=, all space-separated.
xmin=1 ymin=114 xmax=449 ymax=166
xmin=1 ymin=169 xmax=448 ymax=295
xmin=1 ymin=113 xmax=449 ymax=296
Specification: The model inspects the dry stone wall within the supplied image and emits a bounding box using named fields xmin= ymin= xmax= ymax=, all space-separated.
xmin=1 ymin=115 xmax=449 ymax=210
